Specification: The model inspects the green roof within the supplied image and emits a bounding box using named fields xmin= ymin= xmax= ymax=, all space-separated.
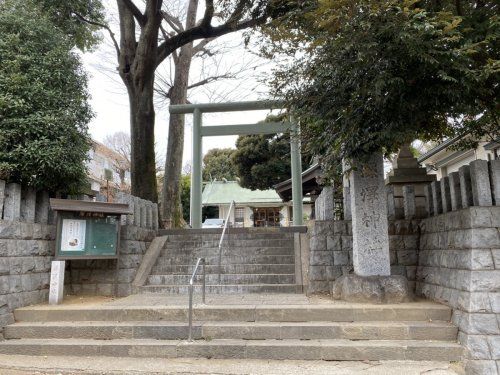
xmin=202 ymin=181 xmax=283 ymax=205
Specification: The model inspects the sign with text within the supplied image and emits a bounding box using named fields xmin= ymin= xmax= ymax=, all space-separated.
xmin=61 ymin=219 xmax=86 ymax=251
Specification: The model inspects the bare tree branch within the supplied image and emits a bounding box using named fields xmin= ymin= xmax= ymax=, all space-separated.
xmin=192 ymin=38 xmax=214 ymax=55
xmin=72 ymin=11 xmax=121 ymax=58
xmin=156 ymin=14 xmax=267 ymax=66
xmin=187 ymin=73 xmax=236 ymax=90
xmin=120 ymin=0 xmax=146 ymax=27
xmin=161 ymin=10 xmax=184 ymax=33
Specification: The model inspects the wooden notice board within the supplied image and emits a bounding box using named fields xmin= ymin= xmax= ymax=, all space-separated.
xmin=50 ymin=199 xmax=131 ymax=260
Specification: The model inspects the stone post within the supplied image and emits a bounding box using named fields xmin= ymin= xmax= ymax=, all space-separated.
xmin=386 ymin=185 xmax=396 ymax=220
xmin=470 ymin=160 xmax=492 ymax=206
xmin=115 ymin=192 xmax=127 ymax=225
xmin=349 ymin=153 xmax=390 ymax=277
xmin=146 ymin=202 xmax=153 ymax=229
xmin=49 ymin=261 xmax=65 ymax=305
xmin=21 ymin=187 xmax=36 ymax=223
xmin=140 ymin=200 xmax=147 ymax=228
xmin=35 ymin=191 xmax=50 ymax=224
xmin=490 ymin=159 xmax=500 ymax=206
xmin=431 ymin=181 xmax=442 ymax=216
xmin=152 ymin=203 xmax=159 ymax=230
xmin=133 ymin=197 xmax=141 ymax=227
xmin=424 ymin=184 xmax=434 ymax=217
xmin=440 ymin=177 xmax=452 ymax=213
xmin=402 ymin=185 xmax=416 ymax=220
xmin=332 ymin=153 xmax=411 ymax=303
xmin=459 ymin=165 xmax=473 ymax=208
xmin=3 ymin=183 xmax=21 ymax=221
xmin=126 ymin=197 xmax=135 ymax=226
xmin=448 ymin=172 xmax=462 ymax=211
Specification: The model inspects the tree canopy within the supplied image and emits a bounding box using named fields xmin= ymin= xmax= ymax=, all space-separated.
xmin=261 ymin=0 xmax=499 ymax=174
xmin=232 ymin=116 xmax=311 ymax=190
xmin=202 ymin=148 xmax=238 ymax=181
xmin=0 ymin=1 xmax=93 ymax=193
xmin=37 ymin=0 xmax=105 ymax=51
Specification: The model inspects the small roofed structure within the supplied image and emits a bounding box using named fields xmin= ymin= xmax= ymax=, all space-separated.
xmin=274 ymin=163 xmax=323 ymax=202
xmin=202 ymin=180 xmax=312 ymax=227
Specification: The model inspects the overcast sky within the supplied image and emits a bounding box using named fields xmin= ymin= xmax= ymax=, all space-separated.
xmin=81 ymin=3 xmax=277 ymax=169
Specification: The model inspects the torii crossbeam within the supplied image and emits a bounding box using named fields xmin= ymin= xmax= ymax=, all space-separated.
xmin=169 ymin=100 xmax=303 ymax=229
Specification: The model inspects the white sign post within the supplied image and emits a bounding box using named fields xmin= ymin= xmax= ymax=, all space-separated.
xmin=49 ymin=260 xmax=65 ymax=305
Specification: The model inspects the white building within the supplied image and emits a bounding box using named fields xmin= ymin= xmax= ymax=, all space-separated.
xmin=86 ymin=141 xmax=131 ymax=197
xmin=418 ymin=139 xmax=499 ymax=179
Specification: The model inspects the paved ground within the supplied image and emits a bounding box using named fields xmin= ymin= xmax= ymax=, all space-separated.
xmin=28 ymin=293 xmax=439 ymax=308
xmin=0 ymin=355 xmax=463 ymax=374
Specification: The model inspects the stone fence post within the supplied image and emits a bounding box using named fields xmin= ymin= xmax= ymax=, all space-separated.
xmin=422 ymin=159 xmax=497 ymax=218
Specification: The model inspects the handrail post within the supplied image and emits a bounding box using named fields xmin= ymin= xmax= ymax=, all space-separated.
xmin=187 ymin=257 xmax=206 ymax=342
xmin=218 ymin=200 xmax=235 ymax=285
xmin=202 ymin=259 xmax=206 ymax=304
xmin=188 ymin=283 xmax=194 ymax=341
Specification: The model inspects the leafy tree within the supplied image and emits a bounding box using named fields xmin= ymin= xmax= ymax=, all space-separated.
xmin=202 ymin=148 xmax=238 ymax=181
xmin=36 ymin=0 xmax=106 ymax=51
xmin=232 ymin=116 xmax=311 ymax=190
xmin=261 ymin=0 xmax=499 ymax=175
xmin=232 ymin=133 xmax=291 ymax=190
xmin=0 ymin=1 xmax=93 ymax=193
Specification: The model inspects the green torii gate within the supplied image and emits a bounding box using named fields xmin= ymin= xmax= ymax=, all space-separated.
xmin=169 ymin=100 xmax=303 ymax=229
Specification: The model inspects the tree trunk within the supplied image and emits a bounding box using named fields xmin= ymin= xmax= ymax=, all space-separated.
xmin=128 ymin=80 xmax=158 ymax=202
xmin=117 ymin=0 xmax=161 ymax=203
xmin=161 ymin=0 xmax=198 ymax=228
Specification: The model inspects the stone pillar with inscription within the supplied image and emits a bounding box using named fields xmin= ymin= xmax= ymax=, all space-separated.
xmin=332 ymin=153 xmax=411 ymax=303
xmin=350 ymin=153 xmax=391 ymax=276
xmin=49 ymin=261 xmax=65 ymax=305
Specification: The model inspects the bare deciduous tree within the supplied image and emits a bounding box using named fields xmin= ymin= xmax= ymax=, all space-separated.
xmin=90 ymin=0 xmax=275 ymax=202
xmin=154 ymin=0 xmax=266 ymax=227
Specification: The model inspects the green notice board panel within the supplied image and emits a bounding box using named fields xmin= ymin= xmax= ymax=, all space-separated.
xmin=56 ymin=211 xmax=119 ymax=259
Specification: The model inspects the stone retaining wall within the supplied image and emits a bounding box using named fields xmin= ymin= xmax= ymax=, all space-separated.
xmin=0 ymin=180 xmax=159 ymax=330
xmin=0 ymin=220 xmax=55 ymax=328
xmin=417 ymin=206 xmax=500 ymax=374
xmin=308 ymin=219 xmax=419 ymax=294
xmin=68 ymin=225 xmax=156 ymax=296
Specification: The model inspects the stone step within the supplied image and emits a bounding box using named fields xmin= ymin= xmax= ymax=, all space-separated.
xmin=164 ymin=238 xmax=294 ymax=249
xmin=162 ymin=246 xmax=295 ymax=256
xmin=140 ymin=284 xmax=303 ymax=294
xmin=4 ymin=321 xmax=458 ymax=341
xmin=0 ymin=338 xmax=463 ymax=361
xmin=147 ymin=274 xmax=296 ymax=285
xmin=14 ymin=303 xmax=452 ymax=323
xmin=165 ymin=233 xmax=294 ymax=242
xmin=154 ymin=254 xmax=295 ymax=266
xmin=150 ymin=263 xmax=296 ymax=275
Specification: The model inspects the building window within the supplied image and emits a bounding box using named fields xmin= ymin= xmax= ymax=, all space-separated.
xmin=235 ymin=207 xmax=245 ymax=221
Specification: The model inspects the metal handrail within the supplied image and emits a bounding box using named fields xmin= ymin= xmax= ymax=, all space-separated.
xmin=188 ymin=257 xmax=206 ymax=341
xmin=217 ymin=200 xmax=235 ymax=284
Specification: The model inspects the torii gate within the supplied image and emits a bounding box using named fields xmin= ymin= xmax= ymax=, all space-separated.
xmin=169 ymin=100 xmax=304 ymax=229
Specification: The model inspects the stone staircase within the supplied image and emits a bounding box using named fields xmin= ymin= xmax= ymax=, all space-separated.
xmin=0 ymin=297 xmax=462 ymax=361
xmin=140 ymin=229 xmax=302 ymax=294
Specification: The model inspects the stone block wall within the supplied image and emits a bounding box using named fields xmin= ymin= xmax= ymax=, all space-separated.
xmin=416 ymin=206 xmax=500 ymax=374
xmin=67 ymin=192 xmax=158 ymax=297
xmin=0 ymin=180 xmax=56 ymax=329
xmin=0 ymin=180 xmax=159 ymax=330
xmin=307 ymin=219 xmax=420 ymax=294
xmin=0 ymin=221 xmax=55 ymax=328
xmin=68 ymin=225 xmax=156 ymax=296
